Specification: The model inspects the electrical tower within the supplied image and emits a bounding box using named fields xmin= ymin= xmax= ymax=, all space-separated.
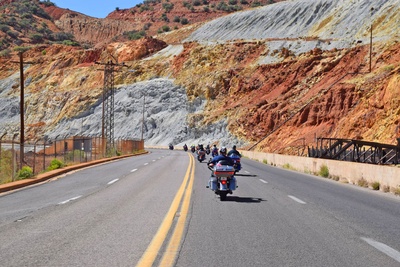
xmin=95 ymin=59 xmax=126 ymax=154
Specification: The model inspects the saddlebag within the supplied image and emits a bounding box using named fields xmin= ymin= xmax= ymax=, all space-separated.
xmin=210 ymin=177 xmax=218 ymax=191
xmin=213 ymin=164 xmax=235 ymax=177
xmin=229 ymin=177 xmax=237 ymax=191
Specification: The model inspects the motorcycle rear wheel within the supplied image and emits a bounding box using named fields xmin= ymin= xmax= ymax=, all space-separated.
xmin=219 ymin=191 xmax=227 ymax=201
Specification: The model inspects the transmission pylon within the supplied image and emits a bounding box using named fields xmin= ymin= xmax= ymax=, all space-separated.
xmin=95 ymin=59 xmax=126 ymax=155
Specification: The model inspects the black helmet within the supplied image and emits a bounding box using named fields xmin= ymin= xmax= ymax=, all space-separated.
xmin=220 ymin=147 xmax=227 ymax=154
xmin=233 ymin=145 xmax=236 ymax=149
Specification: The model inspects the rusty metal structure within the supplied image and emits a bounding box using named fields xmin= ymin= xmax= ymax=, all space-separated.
xmin=95 ymin=59 xmax=126 ymax=154
xmin=102 ymin=61 xmax=116 ymax=152
xmin=308 ymin=138 xmax=400 ymax=165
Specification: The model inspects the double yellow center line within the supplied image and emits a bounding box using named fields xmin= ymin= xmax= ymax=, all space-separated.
xmin=136 ymin=153 xmax=195 ymax=267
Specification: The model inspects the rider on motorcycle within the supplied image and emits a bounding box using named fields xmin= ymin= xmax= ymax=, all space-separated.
xmin=209 ymin=147 xmax=234 ymax=166
xmin=207 ymin=147 xmax=236 ymax=189
xmin=211 ymin=144 xmax=219 ymax=156
xmin=227 ymin=145 xmax=241 ymax=157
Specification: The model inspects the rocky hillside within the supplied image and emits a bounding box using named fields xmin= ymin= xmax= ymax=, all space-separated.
xmin=0 ymin=0 xmax=399 ymax=154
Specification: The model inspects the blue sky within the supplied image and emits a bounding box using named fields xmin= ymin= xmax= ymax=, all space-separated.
xmin=50 ymin=0 xmax=143 ymax=18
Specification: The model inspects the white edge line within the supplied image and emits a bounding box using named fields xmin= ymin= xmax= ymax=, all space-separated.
xmin=108 ymin=179 xmax=119 ymax=185
xmin=288 ymin=195 xmax=306 ymax=204
xmin=58 ymin=195 xmax=82 ymax=205
xmin=361 ymin=237 xmax=400 ymax=263
xmin=259 ymin=179 xmax=268 ymax=184
xmin=144 ymin=163 xmax=149 ymax=165
xmin=130 ymin=168 xmax=138 ymax=173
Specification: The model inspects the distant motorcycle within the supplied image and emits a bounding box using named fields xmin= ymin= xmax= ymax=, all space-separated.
xmin=191 ymin=145 xmax=196 ymax=153
xmin=230 ymin=154 xmax=241 ymax=173
xmin=207 ymin=160 xmax=237 ymax=201
xmin=205 ymin=147 xmax=211 ymax=155
xmin=197 ymin=149 xmax=206 ymax=162
xmin=169 ymin=143 xmax=174 ymax=150
xmin=183 ymin=144 xmax=188 ymax=151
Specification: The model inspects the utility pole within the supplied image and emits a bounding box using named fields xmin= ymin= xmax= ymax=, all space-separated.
xmin=369 ymin=7 xmax=374 ymax=73
xmin=11 ymin=51 xmax=35 ymax=169
xmin=141 ymin=93 xmax=145 ymax=140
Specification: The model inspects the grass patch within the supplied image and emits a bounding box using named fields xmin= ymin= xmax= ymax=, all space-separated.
xmin=370 ymin=181 xmax=380 ymax=190
xmin=319 ymin=164 xmax=329 ymax=178
xmin=394 ymin=186 xmax=400 ymax=196
xmin=282 ymin=163 xmax=295 ymax=170
xmin=262 ymin=159 xmax=268 ymax=164
xmin=357 ymin=177 xmax=369 ymax=188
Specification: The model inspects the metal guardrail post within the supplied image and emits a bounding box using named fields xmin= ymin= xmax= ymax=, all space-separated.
xmin=0 ymin=132 xmax=6 ymax=174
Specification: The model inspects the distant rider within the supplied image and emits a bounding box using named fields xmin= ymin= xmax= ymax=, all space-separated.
xmin=227 ymin=145 xmax=241 ymax=157
xmin=211 ymin=144 xmax=219 ymax=157
xmin=208 ymin=147 xmax=234 ymax=166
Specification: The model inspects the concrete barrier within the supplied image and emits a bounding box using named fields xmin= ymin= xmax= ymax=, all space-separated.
xmin=240 ymin=150 xmax=400 ymax=193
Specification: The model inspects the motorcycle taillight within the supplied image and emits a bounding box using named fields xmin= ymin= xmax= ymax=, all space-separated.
xmin=221 ymin=180 xmax=227 ymax=185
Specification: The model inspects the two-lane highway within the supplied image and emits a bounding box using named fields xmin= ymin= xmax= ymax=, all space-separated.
xmin=1 ymin=149 xmax=399 ymax=267
xmin=0 ymin=149 xmax=193 ymax=266
xmin=178 ymin=154 xmax=400 ymax=267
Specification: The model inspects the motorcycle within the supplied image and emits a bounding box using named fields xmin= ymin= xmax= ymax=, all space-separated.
xmin=197 ymin=149 xmax=206 ymax=162
xmin=191 ymin=145 xmax=196 ymax=153
xmin=230 ymin=154 xmax=241 ymax=173
xmin=169 ymin=143 xmax=174 ymax=150
xmin=205 ymin=147 xmax=211 ymax=155
xmin=183 ymin=144 xmax=188 ymax=151
xmin=207 ymin=160 xmax=237 ymax=201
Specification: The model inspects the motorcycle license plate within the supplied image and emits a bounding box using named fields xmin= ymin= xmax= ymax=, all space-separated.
xmin=220 ymin=177 xmax=227 ymax=181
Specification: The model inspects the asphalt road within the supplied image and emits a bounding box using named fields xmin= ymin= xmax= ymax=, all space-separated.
xmin=0 ymin=149 xmax=399 ymax=267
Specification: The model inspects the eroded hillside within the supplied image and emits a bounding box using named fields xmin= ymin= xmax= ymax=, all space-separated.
xmin=0 ymin=0 xmax=399 ymax=154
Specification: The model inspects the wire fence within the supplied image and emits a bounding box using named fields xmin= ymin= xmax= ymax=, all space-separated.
xmin=0 ymin=135 xmax=144 ymax=185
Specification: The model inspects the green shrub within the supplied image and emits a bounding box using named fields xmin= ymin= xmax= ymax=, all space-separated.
xmin=371 ymin=181 xmax=380 ymax=190
xmin=62 ymin=40 xmax=80 ymax=46
xmin=283 ymin=163 xmax=295 ymax=170
xmin=394 ymin=186 xmax=400 ymax=196
xmin=124 ymin=30 xmax=146 ymax=40
xmin=40 ymin=0 xmax=56 ymax=7
xmin=262 ymin=159 xmax=268 ymax=164
xmin=181 ymin=17 xmax=189 ymax=25
xmin=0 ymin=48 xmax=11 ymax=57
xmin=17 ymin=166 xmax=33 ymax=179
xmin=319 ymin=164 xmax=329 ymax=178
xmin=47 ymin=159 xmax=64 ymax=171
xmin=161 ymin=25 xmax=170 ymax=32
xmin=162 ymin=3 xmax=174 ymax=12
xmin=0 ymin=24 xmax=10 ymax=32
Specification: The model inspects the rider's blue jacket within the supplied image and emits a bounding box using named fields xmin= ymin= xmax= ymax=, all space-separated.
xmin=209 ymin=155 xmax=234 ymax=166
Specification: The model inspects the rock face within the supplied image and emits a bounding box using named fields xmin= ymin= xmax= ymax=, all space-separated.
xmin=53 ymin=13 xmax=137 ymax=48
xmin=0 ymin=0 xmax=399 ymax=153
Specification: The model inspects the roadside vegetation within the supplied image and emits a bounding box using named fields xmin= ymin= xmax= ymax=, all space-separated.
xmin=0 ymin=0 xmax=78 ymax=55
